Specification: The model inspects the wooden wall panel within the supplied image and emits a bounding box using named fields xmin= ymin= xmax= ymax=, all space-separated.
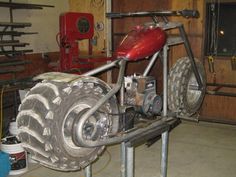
xmin=169 ymin=0 xmax=204 ymax=65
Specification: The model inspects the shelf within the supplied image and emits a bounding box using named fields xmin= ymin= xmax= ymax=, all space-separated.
xmin=0 ymin=1 xmax=54 ymax=9
xmin=0 ymin=22 xmax=31 ymax=27
xmin=0 ymin=67 xmax=25 ymax=74
xmin=0 ymin=40 xmax=20 ymax=43
xmin=0 ymin=42 xmax=29 ymax=47
xmin=0 ymin=60 xmax=31 ymax=67
xmin=0 ymin=31 xmax=38 ymax=36
xmin=0 ymin=49 xmax=33 ymax=55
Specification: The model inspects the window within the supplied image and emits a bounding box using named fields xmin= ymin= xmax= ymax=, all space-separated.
xmin=205 ymin=2 xmax=236 ymax=56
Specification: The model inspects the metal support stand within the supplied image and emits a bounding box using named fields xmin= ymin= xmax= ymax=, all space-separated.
xmin=85 ymin=165 xmax=92 ymax=177
xmin=160 ymin=45 xmax=169 ymax=177
xmin=83 ymin=45 xmax=172 ymax=177
xmin=121 ymin=142 xmax=127 ymax=177
xmin=120 ymin=45 xmax=170 ymax=177
xmin=120 ymin=83 xmax=128 ymax=177
xmin=161 ymin=131 xmax=169 ymax=177
xmin=126 ymin=146 xmax=134 ymax=177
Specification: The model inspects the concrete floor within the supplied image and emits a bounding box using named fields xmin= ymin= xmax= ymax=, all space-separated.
xmin=15 ymin=121 xmax=236 ymax=177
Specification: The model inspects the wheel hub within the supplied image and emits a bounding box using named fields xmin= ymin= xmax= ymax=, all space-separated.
xmin=187 ymin=73 xmax=202 ymax=106
xmin=63 ymin=102 xmax=111 ymax=148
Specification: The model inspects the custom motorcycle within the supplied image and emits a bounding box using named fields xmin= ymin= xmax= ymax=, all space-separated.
xmin=16 ymin=9 xmax=206 ymax=171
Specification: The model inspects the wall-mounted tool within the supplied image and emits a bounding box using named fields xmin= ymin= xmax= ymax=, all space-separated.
xmin=207 ymin=55 xmax=215 ymax=73
xmin=231 ymin=56 xmax=236 ymax=70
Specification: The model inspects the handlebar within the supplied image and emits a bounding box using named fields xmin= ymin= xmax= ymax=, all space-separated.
xmin=178 ymin=9 xmax=199 ymax=18
xmin=106 ymin=9 xmax=199 ymax=19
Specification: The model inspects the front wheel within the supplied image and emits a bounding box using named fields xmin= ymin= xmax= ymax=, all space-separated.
xmin=168 ymin=57 xmax=206 ymax=117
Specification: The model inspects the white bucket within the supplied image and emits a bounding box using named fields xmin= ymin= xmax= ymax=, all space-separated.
xmin=1 ymin=136 xmax=28 ymax=175
xmin=9 ymin=122 xmax=19 ymax=136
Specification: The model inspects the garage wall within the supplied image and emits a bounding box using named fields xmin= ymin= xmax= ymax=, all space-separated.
xmin=0 ymin=0 xmax=69 ymax=53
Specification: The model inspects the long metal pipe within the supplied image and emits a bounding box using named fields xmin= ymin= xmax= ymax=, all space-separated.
xmin=206 ymin=90 xmax=236 ymax=97
xmin=160 ymin=131 xmax=169 ymax=177
xmin=83 ymin=60 xmax=120 ymax=76
xmin=120 ymin=83 xmax=127 ymax=177
xmin=106 ymin=10 xmax=199 ymax=19
xmin=163 ymin=45 xmax=168 ymax=117
xmin=143 ymin=51 xmax=160 ymax=77
xmin=179 ymin=25 xmax=203 ymax=89
xmin=121 ymin=142 xmax=126 ymax=177
xmin=160 ymin=45 xmax=169 ymax=177
xmin=126 ymin=147 xmax=134 ymax=177
xmin=207 ymin=82 xmax=236 ymax=88
xmin=105 ymin=0 xmax=113 ymax=84
xmin=84 ymin=165 xmax=92 ymax=177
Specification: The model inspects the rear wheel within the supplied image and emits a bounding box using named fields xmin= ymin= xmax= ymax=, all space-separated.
xmin=168 ymin=57 xmax=206 ymax=117
xmin=16 ymin=78 xmax=119 ymax=171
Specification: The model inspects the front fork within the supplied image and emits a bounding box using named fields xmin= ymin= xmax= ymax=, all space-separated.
xmin=178 ymin=25 xmax=203 ymax=89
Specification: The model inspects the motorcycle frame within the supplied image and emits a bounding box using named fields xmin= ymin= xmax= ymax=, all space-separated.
xmin=27 ymin=10 xmax=202 ymax=177
xmin=34 ymin=12 xmax=202 ymax=148
xmin=73 ymin=20 xmax=202 ymax=147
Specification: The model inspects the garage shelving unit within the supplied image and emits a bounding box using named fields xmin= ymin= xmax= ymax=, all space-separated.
xmin=0 ymin=1 xmax=54 ymax=137
xmin=0 ymin=0 xmax=54 ymax=81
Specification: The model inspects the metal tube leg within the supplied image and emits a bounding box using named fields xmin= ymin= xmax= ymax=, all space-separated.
xmin=126 ymin=146 xmax=134 ymax=177
xmin=85 ymin=165 xmax=92 ymax=177
xmin=121 ymin=142 xmax=127 ymax=177
xmin=161 ymin=44 xmax=169 ymax=177
xmin=120 ymin=83 xmax=127 ymax=177
xmin=160 ymin=131 xmax=169 ymax=177
xmin=163 ymin=45 xmax=168 ymax=117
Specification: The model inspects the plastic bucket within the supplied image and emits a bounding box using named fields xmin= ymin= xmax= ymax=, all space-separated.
xmin=1 ymin=136 xmax=28 ymax=175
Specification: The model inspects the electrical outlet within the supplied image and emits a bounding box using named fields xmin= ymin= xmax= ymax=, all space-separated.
xmin=42 ymin=52 xmax=49 ymax=59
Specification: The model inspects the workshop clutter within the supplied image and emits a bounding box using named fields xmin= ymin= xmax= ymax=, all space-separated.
xmin=1 ymin=136 xmax=28 ymax=175
xmin=0 ymin=151 xmax=10 ymax=177
xmin=9 ymin=122 xmax=19 ymax=136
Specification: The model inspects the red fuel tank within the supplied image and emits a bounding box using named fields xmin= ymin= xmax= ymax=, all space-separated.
xmin=115 ymin=26 xmax=166 ymax=61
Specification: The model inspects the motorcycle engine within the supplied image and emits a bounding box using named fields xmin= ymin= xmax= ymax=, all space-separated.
xmin=124 ymin=75 xmax=162 ymax=116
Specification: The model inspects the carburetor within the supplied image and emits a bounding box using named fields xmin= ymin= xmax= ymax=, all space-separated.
xmin=124 ymin=75 xmax=162 ymax=116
